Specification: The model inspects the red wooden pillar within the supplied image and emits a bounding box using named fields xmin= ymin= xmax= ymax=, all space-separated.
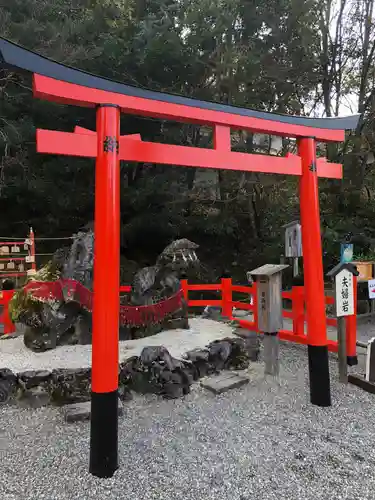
xmin=89 ymin=104 xmax=121 ymax=478
xmin=298 ymin=137 xmax=331 ymax=407
xmin=346 ymin=275 xmax=358 ymax=365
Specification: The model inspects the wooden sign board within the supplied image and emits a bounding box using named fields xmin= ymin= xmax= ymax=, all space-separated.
xmin=335 ymin=268 xmax=354 ymax=317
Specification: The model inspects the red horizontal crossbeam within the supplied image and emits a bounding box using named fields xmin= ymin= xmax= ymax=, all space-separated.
xmin=278 ymin=330 xmax=339 ymax=353
xmin=33 ymin=75 xmax=345 ymax=142
xmin=36 ymin=129 xmax=342 ymax=178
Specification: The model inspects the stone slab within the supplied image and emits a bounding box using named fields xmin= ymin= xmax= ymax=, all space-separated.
xmin=200 ymin=372 xmax=249 ymax=394
xmin=63 ymin=399 xmax=124 ymax=423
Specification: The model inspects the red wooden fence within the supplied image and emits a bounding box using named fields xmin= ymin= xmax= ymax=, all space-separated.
xmin=1 ymin=281 xmax=357 ymax=357
xmin=180 ymin=278 xmax=357 ymax=356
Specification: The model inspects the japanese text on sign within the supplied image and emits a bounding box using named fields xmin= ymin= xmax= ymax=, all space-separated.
xmin=335 ymin=269 xmax=354 ymax=317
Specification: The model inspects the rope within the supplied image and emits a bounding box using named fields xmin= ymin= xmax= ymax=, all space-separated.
xmin=34 ymin=237 xmax=74 ymax=241
xmin=0 ymin=236 xmax=74 ymax=241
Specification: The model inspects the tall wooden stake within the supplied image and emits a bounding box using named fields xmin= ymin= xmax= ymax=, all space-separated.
xmin=337 ymin=316 xmax=348 ymax=383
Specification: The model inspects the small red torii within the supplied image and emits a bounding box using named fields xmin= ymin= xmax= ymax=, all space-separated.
xmin=0 ymin=36 xmax=360 ymax=479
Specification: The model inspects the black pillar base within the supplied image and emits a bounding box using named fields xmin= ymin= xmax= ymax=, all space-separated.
xmin=307 ymin=345 xmax=331 ymax=407
xmin=347 ymin=355 xmax=358 ymax=366
xmin=89 ymin=390 xmax=119 ymax=478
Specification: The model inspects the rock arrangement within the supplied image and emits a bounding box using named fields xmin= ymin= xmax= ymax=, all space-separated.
xmin=0 ymin=336 xmax=259 ymax=407
xmin=10 ymin=233 xmax=201 ymax=351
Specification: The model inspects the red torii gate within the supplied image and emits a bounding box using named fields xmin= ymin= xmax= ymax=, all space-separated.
xmin=0 ymin=37 xmax=359 ymax=479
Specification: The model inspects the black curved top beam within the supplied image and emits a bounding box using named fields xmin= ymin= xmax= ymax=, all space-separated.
xmin=0 ymin=36 xmax=360 ymax=131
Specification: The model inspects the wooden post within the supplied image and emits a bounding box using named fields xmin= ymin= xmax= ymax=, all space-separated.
xmin=29 ymin=227 xmax=36 ymax=273
xmin=327 ymin=262 xmax=359 ymax=384
xmin=337 ymin=316 xmax=348 ymax=383
xmin=264 ymin=332 xmax=280 ymax=377
xmin=345 ymin=275 xmax=358 ymax=365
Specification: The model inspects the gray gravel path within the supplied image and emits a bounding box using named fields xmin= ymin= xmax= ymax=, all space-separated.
xmin=1 ymin=343 xmax=375 ymax=500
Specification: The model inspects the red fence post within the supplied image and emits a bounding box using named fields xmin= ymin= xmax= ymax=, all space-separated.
xmin=251 ymin=282 xmax=258 ymax=330
xmin=221 ymin=277 xmax=233 ymax=318
xmin=180 ymin=279 xmax=188 ymax=302
xmin=292 ymin=286 xmax=305 ymax=336
xmin=1 ymin=290 xmax=16 ymax=334
xmin=345 ymin=275 xmax=358 ymax=365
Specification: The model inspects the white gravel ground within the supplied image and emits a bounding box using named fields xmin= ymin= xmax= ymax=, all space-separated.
xmin=1 ymin=343 xmax=375 ymax=500
xmin=0 ymin=318 xmax=235 ymax=373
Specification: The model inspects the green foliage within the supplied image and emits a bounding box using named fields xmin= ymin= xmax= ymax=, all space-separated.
xmin=8 ymin=288 xmax=41 ymax=323
xmin=353 ymin=252 xmax=375 ymax=262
